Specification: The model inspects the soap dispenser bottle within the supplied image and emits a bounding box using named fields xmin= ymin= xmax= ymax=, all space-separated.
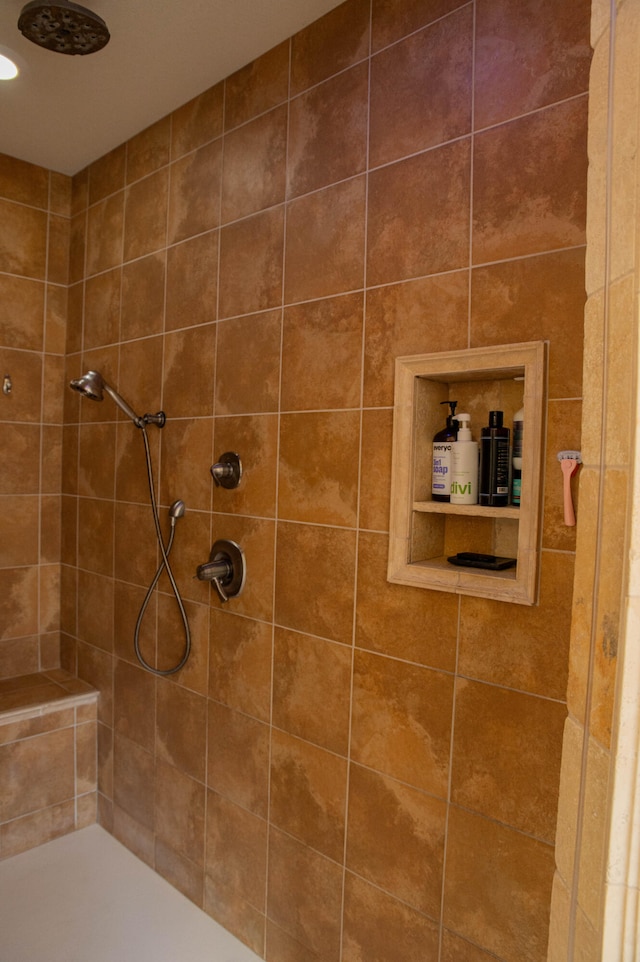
xmin=479 ymin=410 xmax=510 ymax=506
xmin=431 ymin=400 xmax=458 ymax=502
xmin=450 ymin=414 xmax=478 ymax=504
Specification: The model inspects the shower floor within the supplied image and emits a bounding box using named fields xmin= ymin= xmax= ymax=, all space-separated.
xmin=0 ymin=824 xmax=262 ymax=962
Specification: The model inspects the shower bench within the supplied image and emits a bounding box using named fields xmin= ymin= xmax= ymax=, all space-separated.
xmin=0 ymin=669 xmax=98 ymax=861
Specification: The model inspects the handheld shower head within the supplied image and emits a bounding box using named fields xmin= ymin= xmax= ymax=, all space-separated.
xmin=69 ymin=370 xmax=165 ymax=428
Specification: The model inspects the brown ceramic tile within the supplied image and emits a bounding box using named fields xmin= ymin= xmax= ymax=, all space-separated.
xmin=48 ymin=213 xmax=70 ymax=285
xmin=76 ymin=720 xmax=97 ymax=794
xmin=288 ymin=63 xmax=368 ymax=199
xmin=71 ymin=167 xmax=88 ymax=216
xmin=50 ymin=171 xmax=72 ymax=217
xmin=281 ymin=293 xmax=363 ymax=412
xmin=204 ymin=790 xmax=267 ymax=946
xmin=77 ymin=641 xmax=114 ymax=726
xmin=114 ymin=501 xmax=158 ymax=587
xmin=0 ymin=637 xmax=39 ymax=681
xmin=68 ymin=212 xmax=86 ymax=288
xmin=85 ymin=193 xmax=124 ymax=277
xmin=120 ymin=252 xmax=165 ymax=340
xmin=364 ymin=273 xmax=468 ymax=409
xmin=77 ymin=497 xmax=114 ymax=576
xmin=168 ymin=141 xmax=222 ymax=244
xmin=171 ymin=84 xmax=224 ymax=159
xmin=113 ymin=732 xmax=155 ymax=829
xmin=222 ymin=105 xmax=287 ymax=222
xmin=0 ymin=727 xmax=74 ymax=821
xmin=156 ymin=679 xmax=207 ymax=781
xmin=78 ymin=422 xmax=116 ymax=499
xmin=267 ymin=826 xmax=343 ymax=960
xmin=351 ymin=650 xmax=453 ymax=796
xmin=207 ymin=700 xmax=269 ymax=816
xmin=473 ymin=97 xmax=588 ymax=265
xmin=470 ymin=248 xmax=586 ymax=400
xmin=0 ymin=800 xmax=76 ymax=860
xmin=83 ymin=269 xmax=121 ymax=350
xmin=0 ymin=276 xmax=44 ymax=351
xmin=165 ymin=231 xmax=218 ymax=331
xmin=444 ymin=806 xmax=555 ymax=961
xmin=458 ymin=549 xmax=574 ymax=699
xmin=123 ymin=169 xmax=169 ymax=262
xmin=291 ymin=0 xmax=370 ymax=94
xmin=40 ymin=495 xmax=62 ymax=564
xmin=275 ymin=521 xmax=356 ymax=644
xmin=45 ymin=283 xmax=67 ymax=354
xmin=0 ymin=350 xmax=42 ymax=420
xmin=114 ymin=417 xmax=160 ymax=505
xmin=88 ymin=145 xmax=126 ymax=205
xmin=278 ymin=411 xmax=360 ymax=526
xmin=359 ymin=408 xmax=393 ymax=532
xmin=39 ymin=565 xmax=61 ymax=633
xmin=126 ymin=116 xmax=171 ymax=183
xmin=42 ymin=354 xmax=65 ymax=423
xmin=441 ymin=929 xmax=503 ymax=962
xmin=155 ymin=836 xmax=204 ymax=906
xmin=117 ymin=332 xmax=163 ymax=420
xmin=65 ymin=283 xmax=83 ymax=354
xmin=452 ymin=678 xmax=566 ymax=841
xmin=356 ymin=531 xmax=459 ymax=670
xmin=224 ymin=42 xmax=290 ymax=131
xmin=112 ymin=804 xmax=154 ymax=865
xmin=285 ymin=177 xmax=365 ymax=303
xmin=0 ymin=423 xmax=40 ymax=494
xmin=113 ymin=580 xmax=153 ymax=666
xmin=346 ymin=764 xmax=446 ymax=916
xmin=0 ymin=200 xmax=47 ymax=278
xmin=219 ymin=206 xmax=285 ymax=318
xmin=155 ymin=757 xmax=206 ymax=866
xmin=113 ymin=658 xmax=155 ymax=752
xmin=270 ymin=729 xmax=347 ymax=860
xmin=273 ymin=626 xmax=351 ymax=755
xmin=371 ymin=0 xmax=466 ymax=52
xmin=475 ymin=0 xmax=592 ymax=130
xmin=162 ymin=323 xmax=216 ymax=418
xmin=155 ymin=594 xmax=210 ymax=693
xmin=342 ymin=871 xmax=440 ymax=962
xmin=211 ymin=414 xmax=277 ymax=518
xmin=204 ymin=879 xmax=265 ymax=956
xmin=0 ymin=154 xmax=49 ymax=207
xmin=367 ymin=139 xmax=471 ymax=287
xmin=0 ymin=566 xmax=37 ymax=641
xmin=76 ymin=569 xmax=114 ymax=651
xmin=370 ymin=6 xmax=472 ymax=168
xmin=159 ymin=415 xmax=213 ymax=512
xmin=209 ymin=611 xmax=272 ymax=721
xmin=215 ymin=310 xmax=281 ymax=415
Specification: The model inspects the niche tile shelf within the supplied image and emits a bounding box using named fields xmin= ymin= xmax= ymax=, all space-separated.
xmin=388 ymin=341 xmax=546 ymax=606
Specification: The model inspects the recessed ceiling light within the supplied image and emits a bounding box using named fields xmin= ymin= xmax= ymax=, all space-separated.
xmin=0 ymin=53 xmax=18 ymax=79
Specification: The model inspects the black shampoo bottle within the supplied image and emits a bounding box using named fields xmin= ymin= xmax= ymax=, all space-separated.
xmin=479 ymin=410 xmax=510 ymax=506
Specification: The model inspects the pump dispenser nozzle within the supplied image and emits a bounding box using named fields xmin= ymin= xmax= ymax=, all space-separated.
xmin=441 ymin=400 xmax=458 ymax=424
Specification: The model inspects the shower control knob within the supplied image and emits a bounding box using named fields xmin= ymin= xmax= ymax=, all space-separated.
xmin=196 ymin=539 xmax=246 ymax=603
xmin=210 ymin=452 xmax=242 ymax=488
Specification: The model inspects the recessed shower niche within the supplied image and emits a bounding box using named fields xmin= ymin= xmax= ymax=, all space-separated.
xmin=388 ymin=341 xmax=547 ymax=606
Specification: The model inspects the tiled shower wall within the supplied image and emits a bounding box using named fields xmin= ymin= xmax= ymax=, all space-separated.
xmin=4 ymin=0 xmax=593 ymax=959
xmin=0 ymin=159 xmax=68 ymax=677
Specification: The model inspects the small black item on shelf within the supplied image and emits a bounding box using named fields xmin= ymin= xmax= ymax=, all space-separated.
xmin=447 ymin=552 xmax=517 ymax=571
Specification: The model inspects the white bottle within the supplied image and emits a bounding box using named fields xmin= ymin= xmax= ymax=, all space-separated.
xmin=450 ymin=414 xmax=479 ymax=505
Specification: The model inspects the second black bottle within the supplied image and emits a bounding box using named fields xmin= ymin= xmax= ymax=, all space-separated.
xmin=479 ymin=410 xmax=510 ymax=506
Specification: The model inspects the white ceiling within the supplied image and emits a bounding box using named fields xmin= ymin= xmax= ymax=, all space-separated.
xmin=0 ymin=0 xmax=344 ymax=175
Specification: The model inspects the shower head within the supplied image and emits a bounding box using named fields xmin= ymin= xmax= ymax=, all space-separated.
xmin=18 ymin=1 xmax=110 ymax=55
xmin=70 ymin=369 xmax=167 ymax=429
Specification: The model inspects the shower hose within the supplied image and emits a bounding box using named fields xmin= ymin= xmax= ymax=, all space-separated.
xmin=133 ymin=424 xmax=191 ymax=676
